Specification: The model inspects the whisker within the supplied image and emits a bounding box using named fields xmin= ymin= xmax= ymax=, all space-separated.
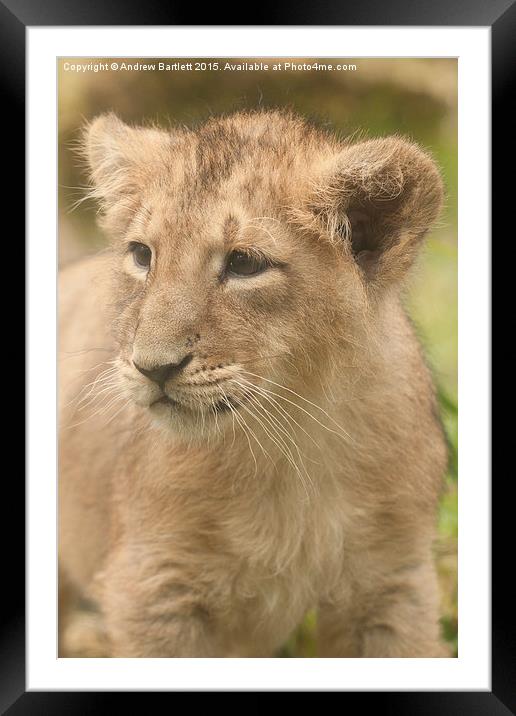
xmin=103 ymin=399 xmax=131 ymax=426
xmin=226 ymin=399 xmax=258 ymax=478
xmin=238 ymin=400 xmax=285 ymax=468
xmin=241 ymin=370 xmax=354 ymax=444
xmin=230 ymin=383 xmax=313 ymax=494
xmin=64 ymin=392 xmax=127 ymax=430
xmin=219 ymin=386 xmax=236 ymax=448
xmin=242 ymin=223 xmax=278 ymax=245
xmin=236 ymin=401 xmax=275 ymax=466
xmin=75 ymin=381 xmax=120 ymax=412
xmin=235 ymin=378 xmax=322 ymax=454
xmin=67 ymin=368 xmax=119 ymax=410
xmin=238 ymin=386 xmax=315 ymax=496
xmin=235 ymin=382 xmax=307 ymax=460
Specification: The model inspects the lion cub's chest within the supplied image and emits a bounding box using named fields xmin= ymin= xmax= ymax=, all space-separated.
xmin=216 ymin=482 xmax=348 ymax=648
xmin=129 ymin=449 xmax=351 ymax=652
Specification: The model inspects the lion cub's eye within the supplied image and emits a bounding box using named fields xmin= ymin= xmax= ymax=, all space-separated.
xmin=129 ymin=242 xmax=152 ymax=269
xmin=226 ymin=250 xmax=269 ymax=277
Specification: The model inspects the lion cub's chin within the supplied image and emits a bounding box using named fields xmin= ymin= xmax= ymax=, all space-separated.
xmin=147 ymin=396 xmax=234 ymax=442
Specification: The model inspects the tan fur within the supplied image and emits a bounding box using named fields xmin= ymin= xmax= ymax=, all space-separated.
xmin=59 ymin=110 xmax=448 ymax=657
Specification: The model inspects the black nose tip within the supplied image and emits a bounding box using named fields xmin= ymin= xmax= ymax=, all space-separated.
xmin=133 ymin=354 xmax=193 ymax=388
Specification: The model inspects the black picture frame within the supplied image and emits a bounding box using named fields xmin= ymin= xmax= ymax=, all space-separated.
xmin=9 ymin=0 xmax=508 ymax=710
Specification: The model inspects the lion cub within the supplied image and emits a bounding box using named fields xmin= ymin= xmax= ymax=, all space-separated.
xmin=59 ymin=110 xmax=448 ymax=657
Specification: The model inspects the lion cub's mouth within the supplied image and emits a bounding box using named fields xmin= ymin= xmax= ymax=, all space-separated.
xmin=150 ymin=395 xmax=179 ymax=408
xmin=149 ymin=391 xmax=240 ymax=415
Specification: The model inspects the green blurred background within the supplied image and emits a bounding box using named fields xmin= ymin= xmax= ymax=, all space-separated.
xmin=58 ymin=57 xmax=457 ymax=657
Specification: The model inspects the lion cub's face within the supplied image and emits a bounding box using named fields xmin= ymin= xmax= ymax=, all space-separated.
xmin=84 ymin=111 xmax=442 ymax=437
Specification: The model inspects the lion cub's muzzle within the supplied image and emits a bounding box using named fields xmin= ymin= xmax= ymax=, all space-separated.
xmin=126 ymin=350 xmax=247 ymax=418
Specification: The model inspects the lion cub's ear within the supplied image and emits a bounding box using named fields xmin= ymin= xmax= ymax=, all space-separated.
xmin=83 ymin=113 xmax=170 ymax=209
xmin=313 ymin=137 xmax=444 ymax=287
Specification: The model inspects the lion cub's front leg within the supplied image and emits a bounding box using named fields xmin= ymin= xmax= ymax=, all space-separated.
xmin=318 ymin=555 xmax=445 ymax=658
xmin=99 ymin=545 xmax=226 ymax=657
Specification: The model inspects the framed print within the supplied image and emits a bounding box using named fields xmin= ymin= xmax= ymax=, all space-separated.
xmin=6 ymin=0 xmax=509 ymax=710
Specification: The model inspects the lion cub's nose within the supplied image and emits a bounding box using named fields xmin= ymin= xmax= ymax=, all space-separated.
xmin=133 ymin=354 xmax=193 ymax=389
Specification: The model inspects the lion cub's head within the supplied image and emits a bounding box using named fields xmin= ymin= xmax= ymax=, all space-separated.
xmin=83 ymin=110 xmax=443 ymax=437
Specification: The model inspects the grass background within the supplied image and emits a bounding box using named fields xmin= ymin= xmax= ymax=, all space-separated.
xmin=58 ymin=58 xmax=457 ymax=656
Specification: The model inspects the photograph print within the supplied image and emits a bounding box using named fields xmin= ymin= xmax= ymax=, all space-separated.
xmin=58 ymin=57 xmax=457 ymax=659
